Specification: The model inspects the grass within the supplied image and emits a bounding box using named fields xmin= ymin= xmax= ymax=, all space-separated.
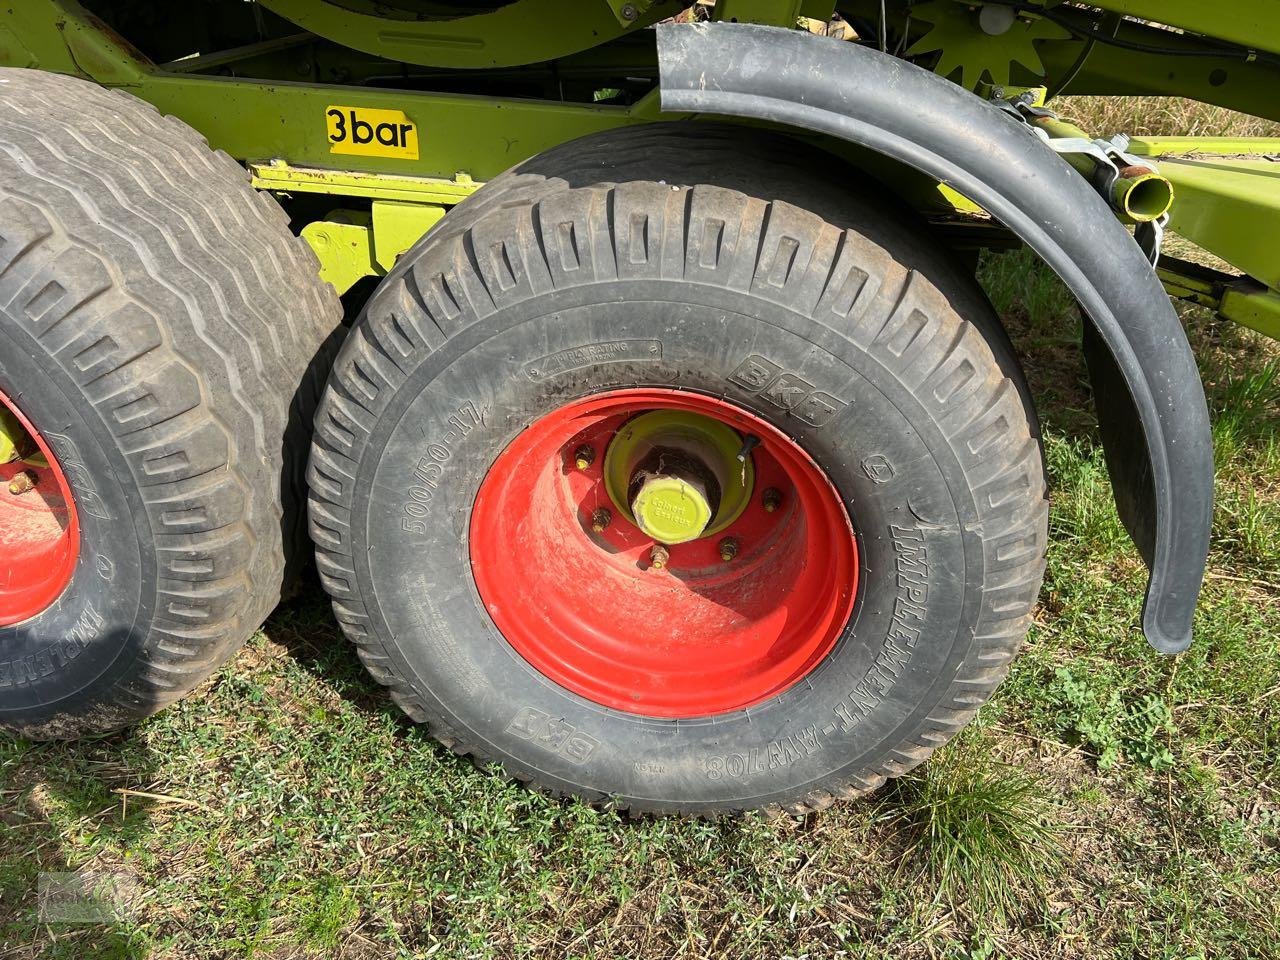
xmin=3 ymin=97 xmax=1280 ymax=958
xmin=1053 ymin=96 xmax=1280 ymax=139
xmin=886 ymin=741 xmax=1064 ymax=922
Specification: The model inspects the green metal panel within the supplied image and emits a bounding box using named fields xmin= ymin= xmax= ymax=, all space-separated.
xmin=1157 ymin=156 xmax=1280 ymax=291
xmin=250 ymin=163 xmax=482 ymax=204
xmin=1035 ymin=20 xmax=1280 ymax=121
xmin=298 ymin=195 xmax=450 ymax=295
xmin=1221 ymin=282 xmax=1280 ymax=340
xmin=713 ymin=0 xmax=805 ymax=27
xmin=302 ymin=216 xmax=377 ymax=296
xmin=1094 ymin=0 xmax=1280 ymax=57
xmin=371 ymin=201 xmax=446 ymax=272
xmin=165 ymin=80 xmax=647 ymax=180
xmin=5 ymin=2 xmax=146 ymax=85
xmin=840 ymin=0 xmax=1280 ymax=121
xmin=1157 ymin=265 xmax=1220 ymax=311
xmin=1160 ymin=265 xmax=1280 ymax=342
xmin=0 ymin=21 xmax=36 ymax=68
xmin=256 ymin=0 xmax=684 ymax=69
xmin=140 ymin=78 xmax=646 ymax=180
xmin=1130 ymin=137 xmax=1280 ymax=157
xmin=300 ymin=199 xmax=447 ymax=295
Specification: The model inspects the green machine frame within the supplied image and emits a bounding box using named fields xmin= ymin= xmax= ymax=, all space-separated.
xmin=1 ymin=0 xmax=1278 ymax=336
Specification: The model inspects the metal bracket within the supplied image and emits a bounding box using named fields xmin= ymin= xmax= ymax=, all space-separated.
xmin=300 ymin=201 xmax=448 ymax=296
xmin=994 ymin=91 xmax=1170 ymax=266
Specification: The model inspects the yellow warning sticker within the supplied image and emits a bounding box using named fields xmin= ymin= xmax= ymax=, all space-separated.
xmin=326 ymin=106 xmax=418 ymax=160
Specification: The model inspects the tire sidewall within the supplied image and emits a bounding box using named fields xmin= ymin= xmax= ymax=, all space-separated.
xmin=0 ymin=320 xmax=151 ymax=727
xmin=347 ymin=281 xmax=986 ymax=810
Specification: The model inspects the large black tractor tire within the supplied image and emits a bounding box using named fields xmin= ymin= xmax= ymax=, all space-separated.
xmin=309 ymin=125 xmax=1048 ymax=815
xmin=0 ymin=69 xmax=342 ymax=739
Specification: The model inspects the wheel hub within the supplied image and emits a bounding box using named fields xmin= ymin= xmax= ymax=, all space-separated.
xmin=603 ymin=409 xmax=752 ymax=545
xmin=0 ymin=389 xmax=79 ymax=627
xmin=469 ymin=388 xmax=858 ymax=719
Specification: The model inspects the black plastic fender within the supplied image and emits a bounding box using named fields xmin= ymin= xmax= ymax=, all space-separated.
xmin=657 ymin=22 xmax=1213 ymax=654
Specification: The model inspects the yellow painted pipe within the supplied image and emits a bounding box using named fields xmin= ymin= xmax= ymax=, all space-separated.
xmin=1113 ymin=168 xmax=1175 ymax=223
xmin=1030 ymin=116 xmax=1174 ymax=223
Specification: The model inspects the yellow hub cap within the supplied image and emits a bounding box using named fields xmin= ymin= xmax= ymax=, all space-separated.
xmin=631 ymin=475 xmax=714 ymax=544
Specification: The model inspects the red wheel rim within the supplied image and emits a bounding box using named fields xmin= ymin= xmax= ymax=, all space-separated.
xmin=0 ymin=389 xmax=79 ymax=627
xmin=470 ymin=388 xmax=859 ymax=718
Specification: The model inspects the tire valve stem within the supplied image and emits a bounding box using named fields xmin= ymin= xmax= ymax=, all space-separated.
xmin=7 ymin=470 xmax=36 ymax=496
xmin=590 ymin=507 xmax=611 ymax=533
xmin=649 ymin=544 xmax=670 ymax=570
xmin=573 ymin=444 xmax=595 ymax=471
xmin=718 ymin=537 xmax=739 ymax=563
xmin=736 ymin=435 xmax=760 ymax=486
xmin=762 ymin=488 xmax=782 ymax=513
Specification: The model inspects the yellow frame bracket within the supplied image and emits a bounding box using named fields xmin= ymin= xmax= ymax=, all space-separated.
xmin=270 ymin=163 xmax=472 ymax=296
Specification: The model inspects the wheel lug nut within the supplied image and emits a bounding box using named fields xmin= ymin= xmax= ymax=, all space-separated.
xmin=573 ymin=444 xmax=595 ymax=471
xmin=762 ymin=488 xmax=782 ymax=513
xmin=649 ymin=544 xmax=670 ymax=570
xmin=7 ymin=470 xmax=36 ymax=496
xmin=590 ymin=507 xmax=611 ymax=533
xmin=718 ymin=537 xmax=739 ymax=562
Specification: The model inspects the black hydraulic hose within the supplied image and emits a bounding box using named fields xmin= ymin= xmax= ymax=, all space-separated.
xmin=1046 ymin=12 xmax=1119 ymax=98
